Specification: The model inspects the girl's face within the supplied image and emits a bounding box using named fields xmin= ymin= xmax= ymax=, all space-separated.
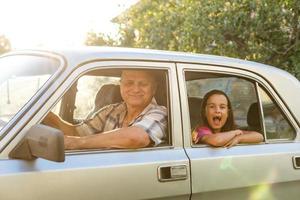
xmin=205 ymin=94 xmax=229 ymax=133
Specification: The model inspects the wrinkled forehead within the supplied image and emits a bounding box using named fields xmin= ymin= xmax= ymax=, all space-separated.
xmin=121 ymin=70 xmax=155 ymax=82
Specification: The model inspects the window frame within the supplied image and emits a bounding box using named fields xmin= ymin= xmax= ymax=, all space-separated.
xmin=185 ymin=73 xmax=258 ymax=129
xmin=41 ymin=60 xmax=178 ymax=154
xmin=177 ymin=63 xmax=299 ymax=149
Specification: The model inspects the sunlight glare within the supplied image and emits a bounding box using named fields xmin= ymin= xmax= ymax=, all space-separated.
xmin=0 ymin=0 xmax=138 ymax=49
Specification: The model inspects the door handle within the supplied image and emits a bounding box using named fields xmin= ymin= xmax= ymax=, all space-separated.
xmin=293 ymin=156 xmax=300 ymax=169
xmin=157 ymin=164 xmax=188 ymax=182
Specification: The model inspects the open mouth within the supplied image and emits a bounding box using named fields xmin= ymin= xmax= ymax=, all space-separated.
xmin=213 ymin=116 xmax=221 ymax=122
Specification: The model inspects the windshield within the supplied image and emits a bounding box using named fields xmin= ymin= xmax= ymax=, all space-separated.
xmin=0 ymin=54 xmax=60 ymax=132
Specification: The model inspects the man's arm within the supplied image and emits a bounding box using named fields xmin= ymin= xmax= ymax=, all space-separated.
xmin=42 ymin=112 xmax=79 ymax=136
xmin=64 ymin=126 xmax=151 ymax=150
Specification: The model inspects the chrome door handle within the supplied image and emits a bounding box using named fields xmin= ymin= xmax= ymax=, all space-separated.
xmin=157 ymin=164 xmax=188 ymax=182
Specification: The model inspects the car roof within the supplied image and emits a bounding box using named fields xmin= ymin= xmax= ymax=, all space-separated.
xmin=5 ymin=46 xmax=295 ymax=74
xmin=5 ymin=46 xmax=300 ymax=124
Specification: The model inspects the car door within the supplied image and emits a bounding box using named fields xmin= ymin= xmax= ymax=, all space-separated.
xmin=177 ymin=63 xmax=300 ymax=200
xmin=0 ymin=57 xmax=190 ymax=200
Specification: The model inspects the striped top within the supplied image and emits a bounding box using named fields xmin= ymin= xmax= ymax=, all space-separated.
xmin=76 ymin=98 xmax=167 ymax=146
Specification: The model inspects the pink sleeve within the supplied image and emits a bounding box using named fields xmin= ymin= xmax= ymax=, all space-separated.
xmin=195 ymin=126 xmax=212 ymax=141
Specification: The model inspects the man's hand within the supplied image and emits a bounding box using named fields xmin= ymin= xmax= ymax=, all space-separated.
xmin=42 ymin=112 xmax=78 ymax=136
xmin=41 ymin=111 xmax=60 ymax=129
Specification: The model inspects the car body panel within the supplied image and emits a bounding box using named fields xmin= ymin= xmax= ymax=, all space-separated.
xmin=0 ymin=56 xmax=190 ymax=200
xmin=176 ymin=62 xmax=300 ymax=199
xmin=0 ymin=149 xmax=190 ymax=200
xmin=187 ymin=144 xmax=300 ymax=199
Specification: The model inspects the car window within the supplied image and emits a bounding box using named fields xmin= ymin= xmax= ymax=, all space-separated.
xmin=185 ymin=71 xmax=297 ymax=146
xmin=258 ymin=85 xmax=296 ymax=140
xmin=74 ymin=75 xmax=120 ymax=120
xmin=0 ymin=55 xmax=60 ymax=133
xmin=45 ymin=68 xmax=171 ymax=149
xmin=186 ymin=74 xmax=257 ymax=130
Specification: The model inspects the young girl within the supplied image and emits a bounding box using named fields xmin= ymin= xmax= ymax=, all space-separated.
xmin=192 ymin=90 xmax=263 ymax=148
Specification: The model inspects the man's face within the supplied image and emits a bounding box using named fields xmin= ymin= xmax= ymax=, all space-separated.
xmin=120 ymin=70 xmax=156 ymax=109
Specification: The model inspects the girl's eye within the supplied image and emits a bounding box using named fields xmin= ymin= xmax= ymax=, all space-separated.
xmin=220 ymin=105 xmax=228 ymax=109
xmin=208 ymin=105 xmax=215 ymax=109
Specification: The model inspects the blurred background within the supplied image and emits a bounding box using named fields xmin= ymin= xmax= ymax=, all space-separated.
xmin=1 ymin=0 xmax=299 ymax=79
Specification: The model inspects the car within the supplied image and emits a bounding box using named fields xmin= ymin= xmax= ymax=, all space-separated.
xmin=0 ymin=47 xmax=299 ymax=200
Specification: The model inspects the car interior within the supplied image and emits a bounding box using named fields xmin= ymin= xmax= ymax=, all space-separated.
xmin=58 ymin=68 xmax=171 ymax=147
xmin=188 ymin=97 xmax=203 ymax=130
xmin=246 ymin=102 xmax=262 ymax=132
xmin=185 ymin=71 xmax=265 ymax=141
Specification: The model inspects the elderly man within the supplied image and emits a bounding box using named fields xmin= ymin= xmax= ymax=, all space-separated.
xmin=43 ymin=70 xmax=167 ymax=150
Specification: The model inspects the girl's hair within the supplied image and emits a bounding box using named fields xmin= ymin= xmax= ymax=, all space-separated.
xmin=200 ymin=89 xmax=236 ymax=132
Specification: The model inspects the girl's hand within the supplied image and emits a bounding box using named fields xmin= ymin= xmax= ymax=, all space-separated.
xmin=232 ymin=129 xmax=243 ymax=136
xmin=224 ymin=135 xmax=240 ymax=148
xmin=192 ymin=130 xmax=200 ymax=143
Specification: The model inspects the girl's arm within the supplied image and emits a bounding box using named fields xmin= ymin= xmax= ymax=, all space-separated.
xmin=224 ymin=130 xmax=264 ymax=148
xmin=201 ymin=129 xmax=243 ymax=147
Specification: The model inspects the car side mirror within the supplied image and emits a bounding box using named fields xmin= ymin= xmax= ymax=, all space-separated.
xmin=9 ymin=124 xmax=65 ymax=162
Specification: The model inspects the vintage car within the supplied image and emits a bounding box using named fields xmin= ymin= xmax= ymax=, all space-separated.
xmin=0 ymin=47 xmax=299 ymax=200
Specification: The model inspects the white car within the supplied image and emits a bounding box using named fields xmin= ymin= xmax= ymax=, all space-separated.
xmin=0 ymin=47 xmax=299 ymax=200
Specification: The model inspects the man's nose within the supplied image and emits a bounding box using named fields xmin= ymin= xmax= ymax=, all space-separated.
xmin=132 ymin=83 xmax=141 ymax=92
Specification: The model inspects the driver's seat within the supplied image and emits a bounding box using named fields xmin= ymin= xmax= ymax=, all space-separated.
xmin=86 ymin=84 xmax=122 ymax=118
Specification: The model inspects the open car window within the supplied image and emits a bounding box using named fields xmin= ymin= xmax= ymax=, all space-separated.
xmin=74 ymin=75 xmax=120 ymax=121
xmin=46 ymin=68 xmax=171 ymax=149
xmin=185 ymin=71 xmax=297 ymax=146
xmin=185 ymin=72 xmax=257 ymax=131
xmin=0 ymin=55 xmax=60 ymax=134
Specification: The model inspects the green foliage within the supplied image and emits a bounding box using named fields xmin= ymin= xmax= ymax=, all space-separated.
xmin=0 ymin=35 xmax=11 ymax=54
xmin=87 ymin=0 xmax=300 ymax=79
xmin=85 ymin=32 xmax=117 ymax=46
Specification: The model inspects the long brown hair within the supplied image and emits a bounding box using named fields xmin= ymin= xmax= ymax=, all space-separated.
xmin=200 ymin=89 xmax=236 ymax=132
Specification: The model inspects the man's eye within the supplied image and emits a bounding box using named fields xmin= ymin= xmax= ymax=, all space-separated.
xmin=123 ymin=81 xmax=133 ymax=86
xmin=140 ymin=82 xmax=149 ymax=87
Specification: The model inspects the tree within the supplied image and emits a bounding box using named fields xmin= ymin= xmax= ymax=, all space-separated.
xmin=113 ymin=0 xmax=300 ymax=79
xmin=86 ymin=0 xmax=300 ymax=79
xmin=0 ymin=35 xmax=11 ymax=54
xmin=85 ymin=32 xmax=117 ymax=46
